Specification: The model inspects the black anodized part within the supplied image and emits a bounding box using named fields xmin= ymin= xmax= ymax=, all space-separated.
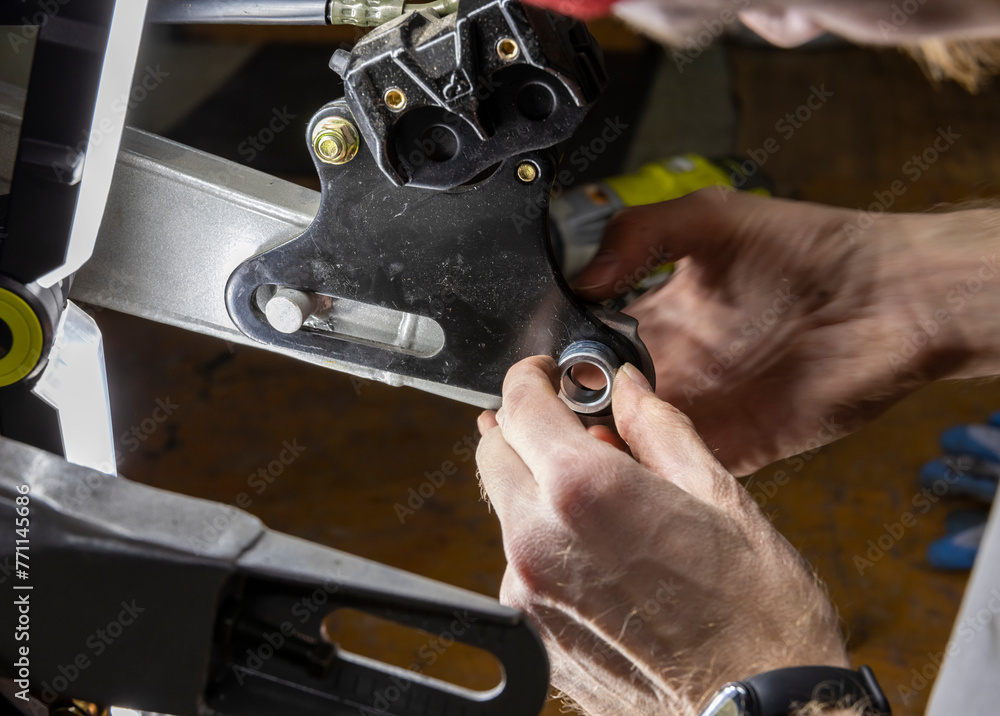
xmin=226 ymin=102 xmax=651 ymax=410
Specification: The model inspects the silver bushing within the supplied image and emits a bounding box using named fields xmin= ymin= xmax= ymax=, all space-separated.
xmin=557 ymin=340 xmax=621 ymax=415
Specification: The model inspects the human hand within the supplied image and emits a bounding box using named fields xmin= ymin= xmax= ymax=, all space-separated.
xmin=476 ymin=357 xmax=849 ymax=715
xmin=575 ymin=189 xmax=999 ymax=476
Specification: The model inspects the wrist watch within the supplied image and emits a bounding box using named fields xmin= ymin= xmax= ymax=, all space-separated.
xmin=699 ymin=665 xmax=892 ymax=716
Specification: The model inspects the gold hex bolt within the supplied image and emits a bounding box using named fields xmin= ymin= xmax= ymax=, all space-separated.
xmin=516 ymin=161 xmax=538 ymax=183
xmin=312 ymin=117 xmax=360 ymax=165
xmin=496 ymin=37 xmax=520 ymax=61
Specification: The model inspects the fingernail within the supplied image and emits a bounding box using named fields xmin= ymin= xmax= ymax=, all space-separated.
xmin=620 ymin=363 xmax=652 ymax=392
xmin=477 ymin=411 xmax=498 ymax=435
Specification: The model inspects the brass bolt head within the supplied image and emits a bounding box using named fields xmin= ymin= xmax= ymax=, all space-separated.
xmin=312 ymin=117 xmax=360 ymax=165
xmin=497 ymin=37 xmax=520 ymax=61
xmin=383 ymin=88 xmax=407 ymax=111
xmin=516 ymin=161 xmax=538 ymax=183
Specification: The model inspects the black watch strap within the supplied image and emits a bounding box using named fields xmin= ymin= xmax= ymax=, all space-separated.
xmin=743 ymin=665 xmax=891 ymax=715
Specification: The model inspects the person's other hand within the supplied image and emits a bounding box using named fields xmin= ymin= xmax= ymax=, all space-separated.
xmin=476 ymin=357 xmax=849 ymax=715
xmin=575 ymin=189 xmax=993 ymax=476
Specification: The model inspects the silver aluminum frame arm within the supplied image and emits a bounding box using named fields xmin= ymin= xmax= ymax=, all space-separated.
xmin=0 ymin=84 xmax=490 ymax=407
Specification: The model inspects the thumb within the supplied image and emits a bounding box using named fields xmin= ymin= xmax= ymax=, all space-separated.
xmin=572 ymin=188 xmax=759 ymax=301
xmin=612 ymin=363 xmax=739 ymax=506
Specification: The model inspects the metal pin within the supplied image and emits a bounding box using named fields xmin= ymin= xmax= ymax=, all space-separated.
xmin=264 ymin=288 xmax=316 ymax=334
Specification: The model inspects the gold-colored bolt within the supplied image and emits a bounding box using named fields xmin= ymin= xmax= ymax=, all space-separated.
xmin=312 ymin=117 xmax=360 ymax=165
xmin=51 ymin=701 xmax=107 ymax=716
xmin=516 ymin=161 xmax=538 ymax=183
xmin=497 ymin=37 xmax=520 ymax=61
xmin=383 ymin=88 xmax=407 ymax=111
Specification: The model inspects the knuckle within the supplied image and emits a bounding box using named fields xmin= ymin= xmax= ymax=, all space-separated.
xmin=502 ymin=530 xmax=558 ymax=595
xmin=707 ymin=463 xmax=769 ymax=523
xmin=498 ymin=379 xmax=547 ymax=427
xmin=707 ymin=470 xmax=745 ymax=510
xmin=604 ymin=206 xmax=642 ymax=236
xmin=498 ymin=570 xmax=528 ymax=610
xmin=604 ymin=204 xmax=661 ymax=246
xmin=731 ymin=482 xmax=774 ymax=526
xmin=545 ymin=455 xmax=618 ymax=526
xmin=621 ymin=389 xmax=697 ymax=435
xmin=657 ymin=398 xmax=697 ymax=431
xmin=690 ymin=184 xmax=757 ymax=210
xmin=687 ymin=186 xmax=725 ymax=207
xmin=499 ymin=382 xmax=531 ymax=420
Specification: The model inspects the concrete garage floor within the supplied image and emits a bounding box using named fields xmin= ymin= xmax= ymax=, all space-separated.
xmin=81 ymin=23 xmax=1000 ymax=716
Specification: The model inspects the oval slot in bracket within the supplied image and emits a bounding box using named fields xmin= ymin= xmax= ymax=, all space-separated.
xmin=254 ymin=285 xmax=445 ymax=358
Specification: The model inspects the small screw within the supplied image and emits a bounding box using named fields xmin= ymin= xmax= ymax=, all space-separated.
xmin=516 ymin=161 xmax=538 ymax=183
xmin=497 ymin=37 xmax=520 ymax=61
xmin=312 ymin=117 xmax=360 ymax=165
xmin=384 ymin=88 xmax=407 ymax=111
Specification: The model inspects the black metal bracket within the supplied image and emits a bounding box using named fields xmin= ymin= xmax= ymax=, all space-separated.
xmin=226 ymin=0 xmax=653 ymax=411
xmin=227 ymin=100 xmax=652 ymax=411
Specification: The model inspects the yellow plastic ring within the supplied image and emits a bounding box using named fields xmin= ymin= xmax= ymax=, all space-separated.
xmin=0 ymin=287 xmax=44 ymax=388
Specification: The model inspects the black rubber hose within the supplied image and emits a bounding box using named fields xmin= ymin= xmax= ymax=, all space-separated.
xmin=146 ymin=0 xmax=329 ymax=24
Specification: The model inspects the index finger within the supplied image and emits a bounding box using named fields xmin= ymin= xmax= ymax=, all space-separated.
xmin=579 ymin=189 xmax=859 ymax=302
xmin=476 ymin=421 xmax=538 ymax=525
xmin=494 ymin=356 xmax=592 ymax=478
xmin=573 ymin=189 xmax=762 ymax=301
